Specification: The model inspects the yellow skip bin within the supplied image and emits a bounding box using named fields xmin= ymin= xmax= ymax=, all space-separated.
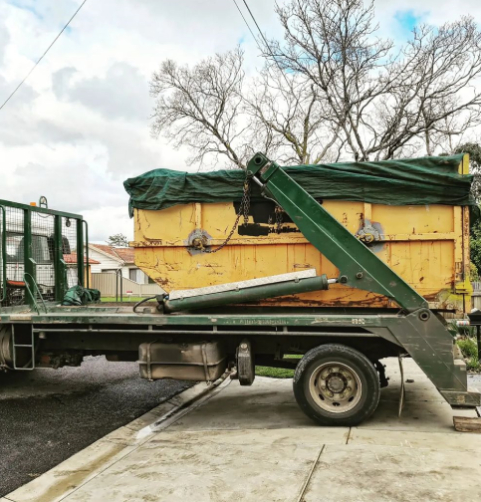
xmin=129 ymin=154 xmax=472 ymax=314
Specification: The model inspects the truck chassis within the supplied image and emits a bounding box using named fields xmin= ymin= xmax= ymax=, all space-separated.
xmin=0 ymin=300 xmax=477 ymax=426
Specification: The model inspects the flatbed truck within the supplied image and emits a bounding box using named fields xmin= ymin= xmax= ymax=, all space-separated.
xmin=0 ymin=153 xmax=479 ymax=426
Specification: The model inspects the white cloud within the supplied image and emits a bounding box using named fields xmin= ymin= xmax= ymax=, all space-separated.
xmin=0 ymin=0 xmax=480 ymax=243
xmin=52 ymin=62 xmax=151 ymax=121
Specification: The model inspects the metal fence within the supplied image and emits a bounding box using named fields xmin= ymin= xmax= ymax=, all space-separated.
xmin=472 ymin=282 xmax=481 ymax=311
xmin=91 ymin=273 xmax=164 ymax=298
xmin=0 ymin=198 xmax=87 ymax=310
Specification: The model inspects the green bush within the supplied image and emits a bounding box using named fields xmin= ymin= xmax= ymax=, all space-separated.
xmin=448 ymin=320 xmax=474 ymax=338
xmin=457 ymin=337 xmax=480 ymax=371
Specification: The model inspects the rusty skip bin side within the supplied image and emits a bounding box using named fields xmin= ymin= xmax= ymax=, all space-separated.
xmin=130 ymin=155 xmax=471 ymax=314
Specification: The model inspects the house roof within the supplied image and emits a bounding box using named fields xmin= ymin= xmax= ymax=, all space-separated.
xmin=88 ymin=244 xmax=135 ymax=264
xmin=64 ymin=253 xmax=100 ymax=265
xmin=113 ymin=247 xmax=135 ymax=263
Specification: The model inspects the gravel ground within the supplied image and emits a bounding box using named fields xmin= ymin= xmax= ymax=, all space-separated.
xmin=0 ymin=356 xmax=191 ymax=497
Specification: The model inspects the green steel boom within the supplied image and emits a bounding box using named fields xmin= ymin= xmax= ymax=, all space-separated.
xmin=246 ymin=153 xmax=427 ymax=313
xmin=242 ymin=153 xmax=480 ymax=406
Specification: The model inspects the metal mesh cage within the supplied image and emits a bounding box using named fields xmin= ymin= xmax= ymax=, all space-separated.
xmin=1 ymin=207 xmax=25 ymax=306
xmin=63 ymin=217 xmax=79 ymax=289
xmin=0 ymin=201 xmax=85 ymax=308
xmin=31 ymin=211 xmax=55 ymax=302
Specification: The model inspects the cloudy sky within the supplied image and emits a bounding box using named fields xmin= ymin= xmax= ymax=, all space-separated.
xmin=0 ymin=0 xmax=480 ymax=242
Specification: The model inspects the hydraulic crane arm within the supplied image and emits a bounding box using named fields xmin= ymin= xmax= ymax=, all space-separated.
xmin=246 ymin=153 xmax=427 ymax=313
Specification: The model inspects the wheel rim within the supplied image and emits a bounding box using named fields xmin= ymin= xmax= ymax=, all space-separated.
xmin=309 ymin=362 xmax=362 ymax=413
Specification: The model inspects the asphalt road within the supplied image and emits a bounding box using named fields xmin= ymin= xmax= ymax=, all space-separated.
xmin=0 ymin=356 xmax=191 ymax=497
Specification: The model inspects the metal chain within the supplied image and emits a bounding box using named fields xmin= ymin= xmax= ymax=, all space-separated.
xmin=275 ymin=205 xmax=283 ymax=234
xmin=201 ymin=171 xmax=251 ymax=254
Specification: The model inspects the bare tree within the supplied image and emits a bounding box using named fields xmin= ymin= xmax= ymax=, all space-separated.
xmin=267 ymin=0 xmax=481 ymax=161
xmin=381 ymin=20 xmax=481 ymax=158
xmin=151 ymin=0 xmax=481 ymax=167
xmin=151 ymin=47 xmax=247 ymax=169
xmin=151 ymin=47 xmax=341 ymax=169
xmin=246 ymin=65 xmax=342 ymax=164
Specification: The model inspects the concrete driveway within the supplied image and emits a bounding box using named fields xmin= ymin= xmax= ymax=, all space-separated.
xmin=4 ymin=359 xmax=481 ymax=502
xmin=0 ymin=356 xmax=191 ymax=497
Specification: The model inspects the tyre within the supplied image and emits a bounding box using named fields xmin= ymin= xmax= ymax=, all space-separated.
xmin=293 ymin=344 xmax=380 ymax=426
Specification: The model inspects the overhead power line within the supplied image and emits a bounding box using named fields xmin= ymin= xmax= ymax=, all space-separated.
xmin=241 ymin=0 xmax=273 ymax=52
xmin=232 ymin=0 xmax=258 ymax=44
xmin=237 ymin=0 xmax=295 ymax=85
xmin=0 ymin=0 xmax=88 ymax=112
xmin=232 ymin=0 xmax=309 ymax=119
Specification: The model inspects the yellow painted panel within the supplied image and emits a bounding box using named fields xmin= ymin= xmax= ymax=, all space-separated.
xmin=135 ymin=202 xmax=457 ymax=246
xmin=371 ymin=205 xmax=454 ymax=234
xmin=134 ymin=238 xmax=460 ymax=310
xmin=134 ymin=205 xmax=198 ymax=245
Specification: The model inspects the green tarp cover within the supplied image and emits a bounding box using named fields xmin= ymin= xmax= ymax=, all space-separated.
xmin=124 ymin=154 xmax=474 ymax=215
xmin=62 ymin=285 xmax=101 ymax=306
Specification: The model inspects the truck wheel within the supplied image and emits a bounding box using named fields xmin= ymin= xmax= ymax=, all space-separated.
xmin=293 ymin=344 xmax=380 ymax=426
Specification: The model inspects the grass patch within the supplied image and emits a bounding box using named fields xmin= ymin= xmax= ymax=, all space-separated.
xmin=255 ymin=354 xmax=301 ymax=378
xmin=255 ymin=366 xmax=295 ymax=378
xmin=456 ymin=337 xmax=480 ymax=372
